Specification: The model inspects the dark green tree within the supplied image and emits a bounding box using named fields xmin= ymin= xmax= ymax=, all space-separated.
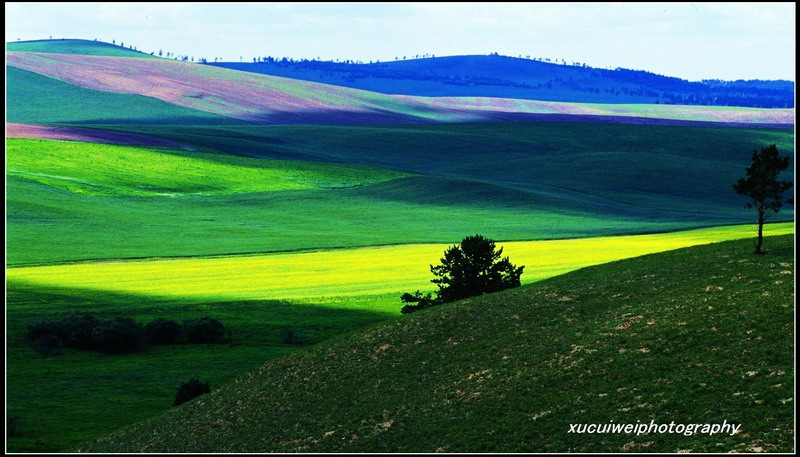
xmin=173 ymin=378 xmax=211 ymax=406
xmin=401 ymin=234 xmax=524 ymax=313
xmin=732 ymin=144 xmax=793 ymax=254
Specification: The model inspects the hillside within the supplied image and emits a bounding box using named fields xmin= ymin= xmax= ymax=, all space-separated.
xmin=7 ymin=122 xmax=794 ymax=266
xmin=7 ymin=49 xmax=794 ymax=126
xmin=75 ymin=235 xmax=795 ymax=453
xmin=212 ymin=54 xmax=795 ymax=108
xmin=6 ymin=38 xmax=158 ymax=58
xmin=6 ymin=66 xmax=247 ymax=126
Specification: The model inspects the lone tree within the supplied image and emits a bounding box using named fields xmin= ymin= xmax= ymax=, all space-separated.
xmin=401 ymin=234 xmax=524 ymax=313
xmin=732 ymin=144 xmax=793 ymax=254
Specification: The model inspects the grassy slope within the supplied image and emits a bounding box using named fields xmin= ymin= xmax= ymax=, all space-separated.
xmin=8 ymin=122 xmax=793 ymax=266
xmin=7 ymin=231 xmax=792 ymax=452
xmin=6 ymin=138 xmax=410 ymax=196
xmin=7 ymin=39 xmax=158 ymax=58
xmin=6 ymin=66 xmax=247 ymax=125
xmin=74 ymin=235 xmax=795 ymax=453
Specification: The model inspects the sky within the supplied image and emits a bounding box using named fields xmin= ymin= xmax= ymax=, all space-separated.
xmin=4 ymin=2 xmax=796 ymax=81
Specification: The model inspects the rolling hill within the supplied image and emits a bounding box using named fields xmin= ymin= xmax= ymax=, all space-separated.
xmin=5 ymin=38 xmax=795 ymax=453
xmin=8 ymin=121 xmax=794 ymax=266
xmin=6 ymin=38 xmax=159 ymax=58
xmin=6 ymin=46 xmax=794 ymax=126
xmin=73 ymin=235 xmax=795 ymax=453
xmin=212 ymin=54 xmax=795 ymax=108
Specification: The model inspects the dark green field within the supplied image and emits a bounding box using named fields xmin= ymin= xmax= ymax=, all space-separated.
xmin=73 ymin=235 xmax=795 ymax=453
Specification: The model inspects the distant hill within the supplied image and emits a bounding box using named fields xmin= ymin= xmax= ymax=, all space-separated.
xmin=75 ymin=235 xmax=795 ymax=453
xmin=6 ymin=38 xmax=158 ymax=58
xmin=6 ymin=50 xmax=793 ymax=126
xmin=212 ymin=54 xmax=794 ymax=108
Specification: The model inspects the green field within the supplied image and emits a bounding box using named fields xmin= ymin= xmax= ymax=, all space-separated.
xmin=7 ymin=122 xmax=794 ymax=266
xmin=7 ymin=39 xmax=160 ymax=58
xmin=7 ymin=138 xmax=410 ymax=197
xmin=6 ymin=226 xmax=792 ymax=452
xmin=5 ymin=38 xmax=795 ymax=454
xmin=70 ymin=235 xmax=794 ymax=453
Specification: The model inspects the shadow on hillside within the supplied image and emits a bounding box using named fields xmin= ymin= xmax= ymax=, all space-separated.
xmin=6 ymin=281 xmax=395 ymax=348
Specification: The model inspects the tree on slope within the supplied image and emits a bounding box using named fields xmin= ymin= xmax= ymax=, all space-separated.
xmin=732 ymin=144 xmax=793 ymax=254
xmin=401 ymin=234 xmax=524 ymax=313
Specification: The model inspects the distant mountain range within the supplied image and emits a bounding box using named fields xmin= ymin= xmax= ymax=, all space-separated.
xmin=212 ymin=54 xmax=794 ymax=108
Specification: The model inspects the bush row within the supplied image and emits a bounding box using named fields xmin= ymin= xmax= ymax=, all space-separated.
xmin=26 ymin=313 xmax=225 ymax=355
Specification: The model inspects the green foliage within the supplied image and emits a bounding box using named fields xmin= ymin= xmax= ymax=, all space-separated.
xmin=399 ymin=291 xmax=438 ymax=314
xmin=91 ymin=318 xmax=146 ymax=354
xmin=173 ymin=378 xmax=211 ymax=407
xmin=732 ymin=144 xmax=793 ymax=253
xmin=26 ymin=320 xmax=66 ymax=356
xmin=279 ymin=329 xmax=305 ymax=345
xmin=182 ymin=317 xmax=225 ymax=344
xmin=145 ymin=318 xmax=182 ymax=345
xmin=733 ymin=144 xmax=793 ymax=212
xmin=402 ymin=234 xmax=523 ymax=313
xmin=432 ymin=234 xmax=524 ymax=303
xmin=61 ymin=313 xmax=102 ymax=350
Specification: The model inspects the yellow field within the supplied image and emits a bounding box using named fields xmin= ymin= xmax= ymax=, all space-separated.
xmin=7 ymin=223 xmax=793 ymax=309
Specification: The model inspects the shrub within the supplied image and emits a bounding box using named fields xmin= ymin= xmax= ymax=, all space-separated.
xmin=173 ymin=378 xmax=211 ymax=406
xmin=29 ymin=333 xmax=65 ymax=356
xmin=280 ymin=328 xmax=305 ymax=345
xmin=91 ymin=317 xmax=146 ymax=353
xmin=26 ymin=319 xmax=67 ymax=355
xmin=183 ymin=317 xmax=225 ymax=344
xmin=61 ymin=312 xmax=101 ymax=349
xmin=400 ymin=291 xmax=439 ymax=314
xmin=145 ymin=318 xmax=182 ymax=345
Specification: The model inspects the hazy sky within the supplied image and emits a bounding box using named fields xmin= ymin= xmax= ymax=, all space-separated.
xmin=5 ymin=2 xmax=796 ymax=81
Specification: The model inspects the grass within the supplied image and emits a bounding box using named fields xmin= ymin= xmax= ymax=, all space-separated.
xmin=6 ymin=138 xmax=410 ymax=196
xmin=5 ymin=289 xmax=390 ymax=453
xmin=71 ymin=234 xmax=795 ymax=453
xmin=7 ymin=225 xmax=791 ymax=452
xmin=6 ymin=223 xmax=794 ymax=302
xmin=7 ymin=122 xmax=793 ymax=266
xmin=6 ymin=38 xmax=159 ymax=58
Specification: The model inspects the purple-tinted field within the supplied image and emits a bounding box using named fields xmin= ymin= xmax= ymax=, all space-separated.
xmin=6 ymin=51 xmax=794 ymax=126
xmin=6 ymin=123 xmax=191 ymax=148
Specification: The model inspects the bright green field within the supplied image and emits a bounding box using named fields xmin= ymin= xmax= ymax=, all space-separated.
xmin=6 ymin=39 xmax=159 ymax=58
xmin=7 ymin=223 xmax=794 ymax=303
xmin=7 ymin=138 xmax=410 ymax=196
